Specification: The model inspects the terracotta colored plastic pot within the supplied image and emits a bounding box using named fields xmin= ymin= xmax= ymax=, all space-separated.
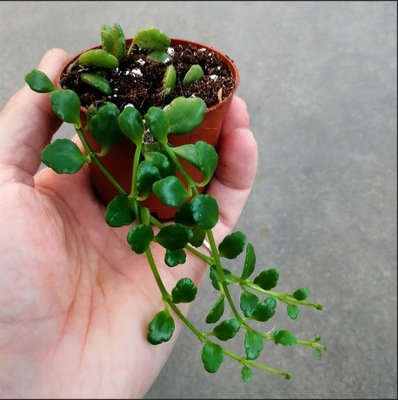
xmin=57 ymin=38 xmax=239 ymax=220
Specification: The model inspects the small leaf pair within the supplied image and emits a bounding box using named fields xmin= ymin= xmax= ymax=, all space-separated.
xmin=139 ymin=96 xmax=207 ymax=145
xmin=218 ymin=232 xmax=257 ymax=282
xmin=147 ymin=277 xmax=197 ymax=345
xmin=162 ymin=64 xmax=204 ymax=97
xmin=25 ymin=70 xmax=82 ymax=127
xmin=127 ymin=222 xmax=193 ymax=254
xmin=101 ymin=23 xmax=126 ymax=61
xmin=25 ymin=70 xmax=88 ymax=173
xmin=240 ymin=292 xmax=277 ymax=322
xmin=172 ymin=141 xmax=218 ymax=186
xmin=132 ymin=27 xmax=171 ymax=62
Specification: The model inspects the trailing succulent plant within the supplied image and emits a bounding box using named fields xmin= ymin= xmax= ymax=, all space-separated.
xmin=24 ymin=25 xmax=326 ymax=382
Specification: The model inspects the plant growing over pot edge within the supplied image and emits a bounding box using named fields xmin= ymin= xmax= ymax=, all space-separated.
xmin=53 ymin=25 xmax=239 ymax=219
xmin=24 ymin=24 xmax=327 ymax=382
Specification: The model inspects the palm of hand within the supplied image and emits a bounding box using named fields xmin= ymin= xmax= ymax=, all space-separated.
xmin=0 ymin=167 xmax=203 ymax=397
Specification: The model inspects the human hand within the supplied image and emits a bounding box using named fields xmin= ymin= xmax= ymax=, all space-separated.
xmin=0 ymin=49 xmax=257 ymax=398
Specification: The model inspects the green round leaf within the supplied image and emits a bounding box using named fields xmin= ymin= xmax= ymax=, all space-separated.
xmin=25 ymin=69 xmax=57 ymax=93
xmin=189 ymin=226 xmax=206 ymax=247
xmin=172 ymin=142 xmax=218 ymax=186
xmin=244 ymin=330 xmax=264 ymax=360
xmin=77 ymin=49 xmax=119 ymax=68
xmin=274 ymin=329 xmax=297 ymax=346
xmin=105 ymin=194 xmax=135 ymax=227
xmin=174 ymin=202 xmax=195 ymax=226
xmin=201 ymin=343 xmax=223 ymax=373
xmin=164 ymin=97 xmax=206 ymax=135
xmin=136 ymin=161 xmax=161 ymax=197
xmin=147 ymin=309 xmax=175 ymax=345
xmin=195 ymin=141 xmax=218 ymax=186
xmin=171 ymin=277 xmax=198 ymax=303
xmin=90 ymin=102 xmax=124 ymax=154
xmin=251 ymin=297 xmax=277 ymax=322
xmin=293 ymin=287 xmax=310 ymax=301
xmin=190 ymin=195 xmax=219 ymax=230
xmin=206 ymin=295 xmax=225 ymax=324
xmin=41 ymin=138 xmax=88 ymax=174
xmin=209 ymin=265 xmax=232 ymax=291
xmin=152 ymin=176 xmax=189 ymax=207
xmin=154 ymin=223 xmax=193 ymax=250
xmin=162 ymin=64 xmax=177 ymax=96
xmin=118 ymin=106 xmax=144 ymax=145
xmin=287 ymin=304 xmax=299 ymax=320
xmin=101 ymin=24 xmax=113 ymax=52
xmin=126 ymin=224 xmax=154 ymax=254
xmin=241 ymin=366 xmax=253 ymax=382
xmin=171 ymin=144 xmax=198 ymax=167
xmin=212 ymin=319 xmax=240 ymax=341
xmin=111 ymin=23 xmax=126 ymax=61
xmin=240 ymin=291 xmax=259 ymax=318
xmin=183 ymin=64 xmax=204 ymax=85
xmin=253 ymin=268 xmax=279 ymax=290
xmin=134 ymin=27 xmax=171 ymax=51
xmin=241 ymin=243 xmax=256 ymax=281
xmin=50 ymin=89 xmax=81 ymax=127
xmin=145 ymin=107 xmax=169 ymax=144
xmin=144 ymin=151 xmax=176 ymax=177
xmin=218 ymin=231 xmax=247 ymax=259
xmin=165 ymin=249 xmax=186 ymax=267
xmin=81 ymin=72 xmax=112 ymax=95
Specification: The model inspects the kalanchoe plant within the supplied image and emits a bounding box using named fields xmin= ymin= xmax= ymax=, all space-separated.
xmin=24 ymin=25 xmax=327 ymax=382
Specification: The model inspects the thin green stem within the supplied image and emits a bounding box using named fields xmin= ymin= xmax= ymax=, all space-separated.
xmin=242 ymin=280 xmax=323 ymax=310
xmin=296 ymin=339 xmax=328 ymax=352
xmin=260 ymin=332 xmax=327 ymax=352
xmin=75 ymin=127 xmax=126 ymax=194
xmin=185 ymin=244 xmax=214 ymax=264
xmin=144 ymin=247 xmax=170 ymax=297
xmin=130 ymin=142 xmax=142 ymax=198
xmin=206 ymin=230 xmax=246 ymax=325
xmin=220 ymin=346 xmax=291 ymax=380
xmin=144 ymin=246 xmax=206 ymax=341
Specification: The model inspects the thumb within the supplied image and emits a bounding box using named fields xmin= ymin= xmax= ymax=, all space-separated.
xmin=0 ymin=48 xmax=70 ymax=186
xmin=206 ymin=96 xmax=258 ymax=239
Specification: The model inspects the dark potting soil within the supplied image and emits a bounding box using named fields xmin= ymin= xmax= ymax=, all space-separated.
xmin=61 ymin=43 xmax=236 ymax=115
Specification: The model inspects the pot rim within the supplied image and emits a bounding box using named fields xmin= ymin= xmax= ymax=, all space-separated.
xmin=56 ymin=37 xmax=240 ymax=114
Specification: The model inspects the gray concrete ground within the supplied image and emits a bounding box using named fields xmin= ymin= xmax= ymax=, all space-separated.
xmin=1 ymin=1 xmax=396 ymax=399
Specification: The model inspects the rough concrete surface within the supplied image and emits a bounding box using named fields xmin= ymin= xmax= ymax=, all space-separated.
xmin=0 ymin=1 xmax=396 ymax=399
